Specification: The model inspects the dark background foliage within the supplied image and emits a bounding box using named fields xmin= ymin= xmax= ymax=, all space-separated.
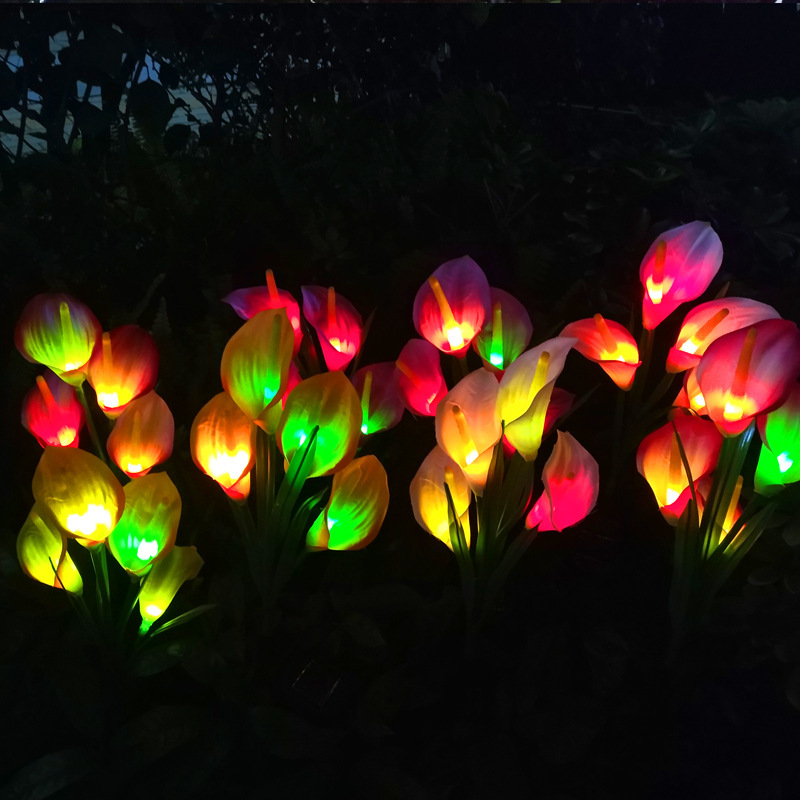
xmin=3 ymin=4 xmax=800 ymax=799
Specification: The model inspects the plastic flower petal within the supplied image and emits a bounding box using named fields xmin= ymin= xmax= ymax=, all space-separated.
xmin=107 ymin=473 xmax=181 ymax=576
xmin=190 ymin=392 xmax=256 ymax=500
xmin=261 ymin=360 xmax=302 ymax=435
xmin=525 ymin=432 xmax=599 ymax=532
xmin=17 ymin=504 xmax=83 ymax=593
xmin=639 ymin=221 xmax=723 ymax=330
xmin=223 ymin=270 xmax=303 ymax=355
xmin=87 ymin=325 xmax=159 ymax=417
xmin=277 ymin=371 xmax=361 ymax=478
xmin=21 ymin=370 xmax=84 ymax=448
xmin=497 ymin=336 xmax=576 ymax=461
xmin=107 ymin=392 xmax=174 ymax=478
xmin=413 ymin=256 xmax=491 ymax=357
xmin=32 ymin=447 xmax=125 ymax=547
xmin=560 ymin=315 xmax=640 ymax=391
xmin=754 ymin=384 xmax=800 ymax=494
xmin=636 ymin=414 xmax=723 ymax=525
xmin=410 ymin=446 xmax=471 ymax=550
xmin=138 ymin=545 xmax=203 ymax=633
xmin=667 ymin=297 xmax=780 ymax=373
xmin=221 ymin=307 xmax=294 ymax=429
xmin=473 ymin=288 xmax=533 ymax=372
xmin=353 ymin=362 xmax=404 ymax=436
xmin=307 ymin=455 xmax=390 ymax=551
xmin=696 ymin=319 xmax=800 ymax=435
xmin=301 ymin=285 xmax=363 ymax=371
xmin=395 ymin=339 xmax=447 ymax=417
xmin=15 ymin=293 xmax=102 ymax=385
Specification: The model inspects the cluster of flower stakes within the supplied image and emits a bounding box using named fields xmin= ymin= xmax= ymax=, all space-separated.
xmin=13 ymin=220 xmax=800 ymax=653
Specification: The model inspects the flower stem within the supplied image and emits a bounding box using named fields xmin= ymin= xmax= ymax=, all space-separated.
xmin=75 ymin=382 xmax=109 ymax=465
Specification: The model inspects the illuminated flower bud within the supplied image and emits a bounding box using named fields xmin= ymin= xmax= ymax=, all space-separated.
xmin=21 ymin=370 xmax=84 ymax=448
xmin=32 ymin=447 xmax=125 ymax=547
xmin=473 ymin=288 xmax=532 ymax=373
xmin=107 ymin=392 xmax=174 ymax=478
xmin=190 ymin=392 xmax=256 ymax=500
xmin=639 ymin=221 xmax=723 ymax=330
xmin=261 ymin=360 xmax=302 ymax=435
xmin=301 ymin=285 xmax=363 ymax=371
xmin=395 ymin=339 xmax=447 ymax=417
xmin=138 ymin=545 xmax=203 ymax=633
xmin=223 ymin=270 xmax=303 ymax=355
xmin=413 ymin=256 xmax=491 ymax=357
xmin=277 ymin=371 xmax=361 ymax=478
xmin=636 ymin=414 xmax=723 ymax=525
xmin=221 ymin=307 xmax=295 ymax=429
xmin=525 ymin=432 xmax=599 ymax=532
xmin=87 ymin=325 xmax=158 ymax=417
xmin=15 ymin=293 xmax=102 ymax=385
xmin=679 ymin=368 xmax=709 ymax=415
xmin=353 ymin=363 xmax=404 ymax=436
xmin=560 ymin=315 xmax=640 ymax=391
xmin=17 ymin=504 xmax=83 ymax=593
xmin=307 ymin=455 xmax=390 ymax=550
xmin=544 ymin=388 xmax=575 ymax=436
xmin=410 ymin=446 xmax=472 ymax=549
xmin=754 ymin=384 xmax=800 ymax=494
xmin=667 ymin=298 xmax=780 ymax=373
xmin=696 ymin=319 xmax=800 ymax=435
xmin=497 ymin=336 xmax=576 ymax=461
xmin=107 ymin=473 xmax=180 ymax=576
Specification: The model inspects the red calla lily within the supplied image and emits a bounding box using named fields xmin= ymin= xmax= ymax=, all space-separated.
xmin=301 ymin=285 xmax=363 ymax=371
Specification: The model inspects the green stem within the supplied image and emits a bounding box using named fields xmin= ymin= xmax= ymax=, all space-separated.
xmin=89 ymin=545 xmax=111 ymax=622
xmin=256 ymin=426 xmax=268 ymax=540
xmin=75 ymin=382 xmax=109 ymax=465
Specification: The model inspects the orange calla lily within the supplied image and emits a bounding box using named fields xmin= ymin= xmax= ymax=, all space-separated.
xmin=107 ymin=391 xmax=174 ymax=478
xmin=301 ymin=285 xmax=363 ymax=371
xmin=17 ymin=504 xmax=83 ymax=593
xmin=21 ymin=370 xmax=84 ymax=448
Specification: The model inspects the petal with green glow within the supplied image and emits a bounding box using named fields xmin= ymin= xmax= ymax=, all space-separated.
xmin=17 ymin=504 xmax=83 ymax=593
xmin=138 ymin=545 xmax=204 ymax=632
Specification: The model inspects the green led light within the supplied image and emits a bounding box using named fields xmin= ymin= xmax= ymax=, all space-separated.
xmin=489 ymin=352 xmax=503 ymax=368
xmin=778 ymin=451 xmax=794 ymax=473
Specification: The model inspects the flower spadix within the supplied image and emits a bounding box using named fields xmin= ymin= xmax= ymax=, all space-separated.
xmin=696 ymin=319 xmax=800 ymax=435
xmin=395 ymin=339 xmax=447 ymax=417
xmin=353 ymin=363 xmax=404 ymax=436
xmin=277 ymin=371 xmax=361 ymax=478
xmin=15 ymin=293 xmax=101 ymax=385
xmin=754 ymin=384 xmax=800 ymax=495
xmin=190 ymin=392 xmax=256 ymax=500
xmin=497 ymin=336 xmax=576 ymax=461
xmin=221 ymin=307 xmax=294 ymax=429
xmin=525 ymin=432 xmax=599 ymax=532
xmin=307 ymin=455 xmax=390 ymax=550
xmin=560 ymin=315 xmax=640 ymax=391
xmin=17 ymin=504 xmax=83 ymax=593
xmin=107 ymin=392 xmax=174 ymax=478
xmin=138 ymin=545 xmax=203 ymax=634
xmin=21 ymin=370 xmax=84 ymax=448
xmin=436 ymin=369 xmax=501 ymax=495
xmin=639 ymin=221 xmax=723 ymax=330
xmin=107 ymin=473 xmax=181 ymax=576
xmin=473 ymin=288 xmax=532 ymax=373
xmin=413 ymin=256 xmax=491 ymax=357
xmin=32 ymin=447 xmax=125 ymax=547
xmin=410 ymin=446 xmax=471 ymax=550
xmin=301 ymin=285 xmax=363 ymax=372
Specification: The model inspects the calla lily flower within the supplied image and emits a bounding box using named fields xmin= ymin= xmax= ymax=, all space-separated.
xmin=472 ymin=288 xmax=533 ymax=373
xmin=436 ymin=369 xmax=502 ymax=495
xmin=502 ymin=387 xmax=575 ymax=458
xmin=525 ymin=432 xmax=599 ymax=532
xmin=21 ymin=370 xmax=84 ymax=448
xmin=636 ymin=414 xmax=723 ymax=525
xmin=395 ymin=339 xmax=448 ymax=417
xmin=410 ymin=446 xmax=472 ymax=550
xmin=413 ymin=256 xmax=491 ymax=357
xmin=107 ymin=473 xmax=181 ymax=576
xmin=667 ymin=297 xmax=780 ymax=373
xmin=560 ymin=315 xmax=640 ymax=391
xmin=696 ymin=319 xmax=800 ymax=435
xmin=223 ymin=270 xmax=303 ymax=355
xmin=15 ymin=293 xmax=102 ymax=385
xmin=17 ymin=504 xmax=83 ymax=593
xmin=107 ymin=392 xmax=174 ymax=478
xmin=497 ymin=336 xmax=576 ymax=461
xmin=301 ymin=285 xmax=363 ymax=371
xmin=261 ymin=360 xmax=302 ymax=435
xmin=138 ymin=545 xmax=203 ymax=634
xmin=353 ymin=363 xmax=404 ymax=436
xmin=32 ymin=447 xmax=125 ymax=547
xmin=191 ymin=392 xmax=256 ymax=500
xmin=754 ymin=384 xmax=800 ymax=494
xmin=221 ymin=307 xmax=295 ymax=429
xmin=277 ymin=371 xmax=361 ymax=478
xmin=306 ymin=455 xmax=390 ymax=550
xmin=87 ymin=325 xmax=159 ymax=417
xmin=640 ymin=221 xmax=723 ymax=330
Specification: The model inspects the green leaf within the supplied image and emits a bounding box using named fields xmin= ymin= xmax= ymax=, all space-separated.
xmin=250 ymin=707 xmax=343 ymax=760
xmin=150 ymin=604 xmax=217 ymax=637
xmin=0 ymin=748 xmax=95 ymax=800
xmin=111 ymin=705 xmax=203 ymax=767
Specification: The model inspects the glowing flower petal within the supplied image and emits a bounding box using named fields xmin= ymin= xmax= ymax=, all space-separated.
xmin=107 ymin=391 xmax=174 ymax=478
xmin=17 ymin=504 xmax=83 ymax=593
xmin=353 ymin=362 xmax=404 ymax=436
xmin=472 ymin=288 xmax=532 ymax=373
xmin=21 ymin=370 xmax=84 ymax=448
xmin=138 ymin=545 xmax=203 ymax=633
xmin=260 ymin=360 xmax=302 ymax=435
xmin=754 ymin=384 xmax=800 ymax=494
xmin=395 ymin=339 xmax=448 ymax=417
xmin=301 ymin=285 xmax=363 ymax=372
